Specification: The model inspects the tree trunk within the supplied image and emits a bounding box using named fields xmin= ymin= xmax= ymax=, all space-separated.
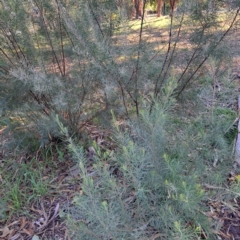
xmin=157 ymin=0 xmax=163 ymax=17
xmin=163 ymin=2 xmax=166 ymax=16
xmin=133 ymin=0 xmax=144 ymax=19
xmin=138 ymin=0 xmax=143 ymax=16
xmin=134 ymin=0 xmax=140 ymax=18
xmin=169 ymin=0 xmax=178 ymax=16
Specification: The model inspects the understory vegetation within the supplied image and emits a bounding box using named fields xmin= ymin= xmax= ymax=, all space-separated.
xmin=0 ymin=0 xmax=240 ymax=239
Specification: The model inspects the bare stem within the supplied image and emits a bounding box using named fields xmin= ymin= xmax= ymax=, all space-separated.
xmin=134 ymin=0 xmax=147 ymax=117
xmin=177 ymin=7 xmax=240 ymax=97
xmin=154 ymin=13 xmax=174 ymax=97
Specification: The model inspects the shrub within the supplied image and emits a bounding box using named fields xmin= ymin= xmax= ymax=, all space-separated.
xmin=0 ymin=0 xmax=239 ymax=148
xmin=58 ymin=84 xmax=234 ymax=239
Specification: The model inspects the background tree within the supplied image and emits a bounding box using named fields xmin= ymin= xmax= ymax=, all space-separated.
xmin=133 ymin=0 xmax=144 ymax=18
xmin=156 ymin=0 xmax=179 ymax=17
xmin=157 ymin=0 xmax=163 ymax=17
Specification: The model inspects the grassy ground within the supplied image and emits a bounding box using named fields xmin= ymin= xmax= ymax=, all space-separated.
xmin=1 ymin=11 xmax=240 ymax=239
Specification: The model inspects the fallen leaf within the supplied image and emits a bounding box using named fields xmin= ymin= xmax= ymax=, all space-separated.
xmin=8 ymin=220 xmax=20 ymax=227
xmin=23 ymin=222 xmax=35 ymax=236
xmin=20 ymin=217 xmax=27 ymax=230
xmin=31 ymin=205 xmax=44 ymax=215
xmin=23 ymin=228 xmax=34 ymax=236
xmin=10 ymin=233 xmax=21 ymax=240
xmin=150 ymin=233 xmax=162 ymax=240
xmin=0 ymin=226 xmax=13 ymax=238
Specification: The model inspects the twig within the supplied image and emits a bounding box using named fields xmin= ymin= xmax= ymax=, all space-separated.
xmin=56 ymin=0 xmax=66 ymax=76
xmin=9 ymin=29 xmax=28 ymax=64
xmin=0 ymin=26 xmax=21 ymax=60
xmin=118 ymin=80 xmax=130 ymax=119
xmin=37 ymin=202 xmax=60 ymax=234
xmin=0 ymin=47 xmax=15 ymax=67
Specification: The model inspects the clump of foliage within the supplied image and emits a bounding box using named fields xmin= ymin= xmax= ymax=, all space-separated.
xmin=58 ymin=84 xmax=234 ymax=239
xmin=0 ymin=155 xmax=55 ymax=219
xmin=0 ymin=0 xmax=239 ymax=148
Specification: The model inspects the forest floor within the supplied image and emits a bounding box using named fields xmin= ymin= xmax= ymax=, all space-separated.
xmin=1 ymin=12 xmax=240 ymax=240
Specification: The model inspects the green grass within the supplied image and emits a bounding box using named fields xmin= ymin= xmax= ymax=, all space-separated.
xmin=0 ymin=137 xmax=73 ymax=221
xmin=0 ymin=155 xmax=54 ymax=215
xmin=128 ymin=15 xmax=172 ymax=31
xmin=127 ymin=11 xmax=234 ymax=32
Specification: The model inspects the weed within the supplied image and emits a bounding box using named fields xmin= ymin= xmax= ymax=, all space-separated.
xmin=0 ymin=157 xmax=52 ymax=214
xmin=7 ymin=183 xmax=24 ymax=211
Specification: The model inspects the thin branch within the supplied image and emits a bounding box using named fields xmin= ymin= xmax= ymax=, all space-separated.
xmin=8 ymin=29 xmax=28 ymax=64
xmin=34 ymin=0 xmax=64 ymax=76
xmin=30 ymin=14 xmax=48 ymax=75
xmin=176 ymin=29 xmax=205 ymax=84
xmin=88 ymin=0 xmax=104 ymax=38
xmin=0 ymin=47 xmax=15 ymax=67
xmin=0 ymin=65 xmax=8 ymax=73
xmin=29 ymin=90 xmax=50 ymax=116
xmin=134 ymin=0 xmax=147 ymax=117
xmin=0 ymin=27 xmax=21 ymax=60
xmin=154 ymin=12 xmax=174 ymax=97
xmin=124 ymin=47 xmax=164 ymax=90
xmin=1 ymin=26 xmax=30 ymax=69
xmin=160 ymin=12 xmax=185 ymax=88
xmin=118 ymin=80 xmax=130 ymax=119
xmin=177 ymin=7 xmax=240 ymax=97
xmin=56 ymin=0 xmax=66 ymax=76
